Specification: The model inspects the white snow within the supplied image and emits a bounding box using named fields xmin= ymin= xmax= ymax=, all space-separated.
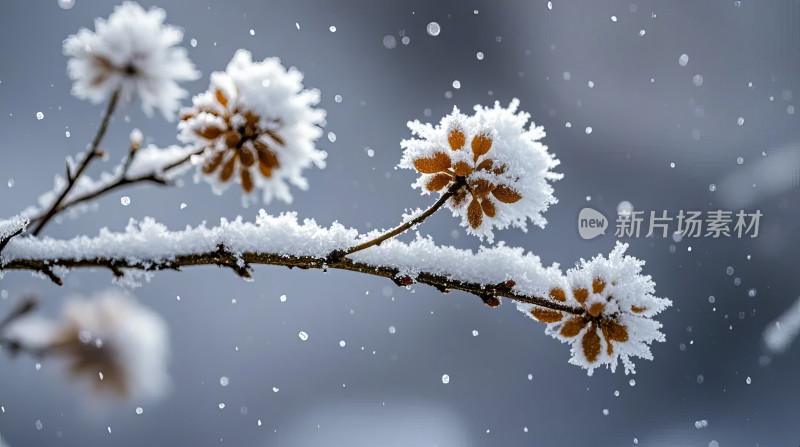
xmin=63 ymin=1 xmax=200 ymax=120
xmin=0 ymin=215 xmax=28 ymax=243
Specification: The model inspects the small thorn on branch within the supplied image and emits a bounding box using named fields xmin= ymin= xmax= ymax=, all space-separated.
xmin=325 ymin=249 xmax=345 ymax=264
xmin=41 ymin=267 xmax=63 ymax=286
xmin=107 ymin=263 xmax=124 ymax=278
xmin=496 ymin=279 xmax=516 ymax=293
xmin=162 ymin=263 xmax=182 ymax=272
xmin=479 ymin=294 xmax=502 ymax=308
xmin=65 ymin=161 xmax=74 ymax=182
xmin=432 ymin=283 xmax=450 ymax=293
xmin=393 ymin=275 xmax=414 ymax=287
xmin=214 ymin=244 xmax=252 ymax=279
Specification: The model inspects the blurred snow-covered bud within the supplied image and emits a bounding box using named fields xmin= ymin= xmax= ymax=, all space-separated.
xmin=518 ymin=242 xmax=672 ymax=375
xmin=63 ymin=2 xmax=200 ymax=120
xmin=3 ymin=290 xmax=170 ymax=400
xmin=179 ymin=49 xmax=326 ymax=204
xmin=129 ymin=128 xmax=143 ymax=151
xmin=399 ymin=99 xmax=561 ymax=242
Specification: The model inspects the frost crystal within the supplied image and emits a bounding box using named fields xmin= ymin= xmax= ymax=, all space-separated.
xmin=179 ymin=49 xmax=326 ymax=204
xmin=517 ymin=242 xmax=672 ymax=375
xmin=400 ymin=99 xmax=561 ymax=242
xmin=63 ymin=2 xmax=200 ymax=120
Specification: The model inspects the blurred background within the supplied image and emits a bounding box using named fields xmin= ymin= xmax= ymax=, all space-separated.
xmin=1 ymin=0 xmax=800 ymax=445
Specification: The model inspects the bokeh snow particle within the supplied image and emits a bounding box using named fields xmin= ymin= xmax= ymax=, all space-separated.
xmin=383 ymin=35 xmax=397 ymax=49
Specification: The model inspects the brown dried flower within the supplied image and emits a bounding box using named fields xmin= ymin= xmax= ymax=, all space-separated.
xmin=400 ymin=101 xmax=561 ymax=242
xmin=180 ymin=87 xmax=285 ymax=194
xmin=412 ymin=129 xmax=522 ymax=229
xmin=530 ymin=279 xmax=630 ymax=364
xmin=178 ymin=50 xmax=326 ymax=204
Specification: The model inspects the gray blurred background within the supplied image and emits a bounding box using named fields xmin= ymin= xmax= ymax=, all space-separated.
xmin=1 ymin=0 xmax=800 ymax=445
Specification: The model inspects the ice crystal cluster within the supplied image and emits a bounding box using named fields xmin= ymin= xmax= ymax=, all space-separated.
xmin=63 ymin=1 xmax=199 ymax=119
xmin=179 ymin=50 xmax=326 ymax=204
xmin=400 ymin=99 xmax=562 ymax=242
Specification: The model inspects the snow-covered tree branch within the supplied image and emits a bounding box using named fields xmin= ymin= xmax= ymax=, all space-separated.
xmin=0 ymin=1 xmax=672 ymax=403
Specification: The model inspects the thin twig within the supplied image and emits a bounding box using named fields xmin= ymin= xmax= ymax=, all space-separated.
xmin=26 ymin=148 xmax=203 ymax=226
xmin=121 ymin=139 xmax=139 ymax=178
xmin=32 ymin=89 xmax=121 ymax=236
xmin=0 ymin=251 xmax=582 ymax=314
xmin=341 ymin=178 xmax=465 ymax=257
xmin=0 ymin=227 xmax=25 ymax=254
xmin=0 ymin=297 xmax=37 ymax=331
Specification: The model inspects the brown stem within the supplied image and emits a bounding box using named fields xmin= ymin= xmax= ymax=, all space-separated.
xmin=343 ymin=177 xmax=465 ymax=256
xmin=121 ymin=139 xmax=139 ymax=178
xmin=32 ymin=89 xmax=121 ymax=236
xmin=0 ymin=250 xmax=582 ymax=315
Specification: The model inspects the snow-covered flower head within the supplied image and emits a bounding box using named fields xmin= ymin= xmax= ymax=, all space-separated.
xmin=179 ymin=49 xmax=326 ymax=204
xmin=4 ymin=290 xmax=170 ymax=399
xmin=63 ymin=2 xmax=200 ymax=120
xmin=519 ymin=242 xmax=672 ymax=375
xmin=400 ymin=99 xmax=561 ymax=242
